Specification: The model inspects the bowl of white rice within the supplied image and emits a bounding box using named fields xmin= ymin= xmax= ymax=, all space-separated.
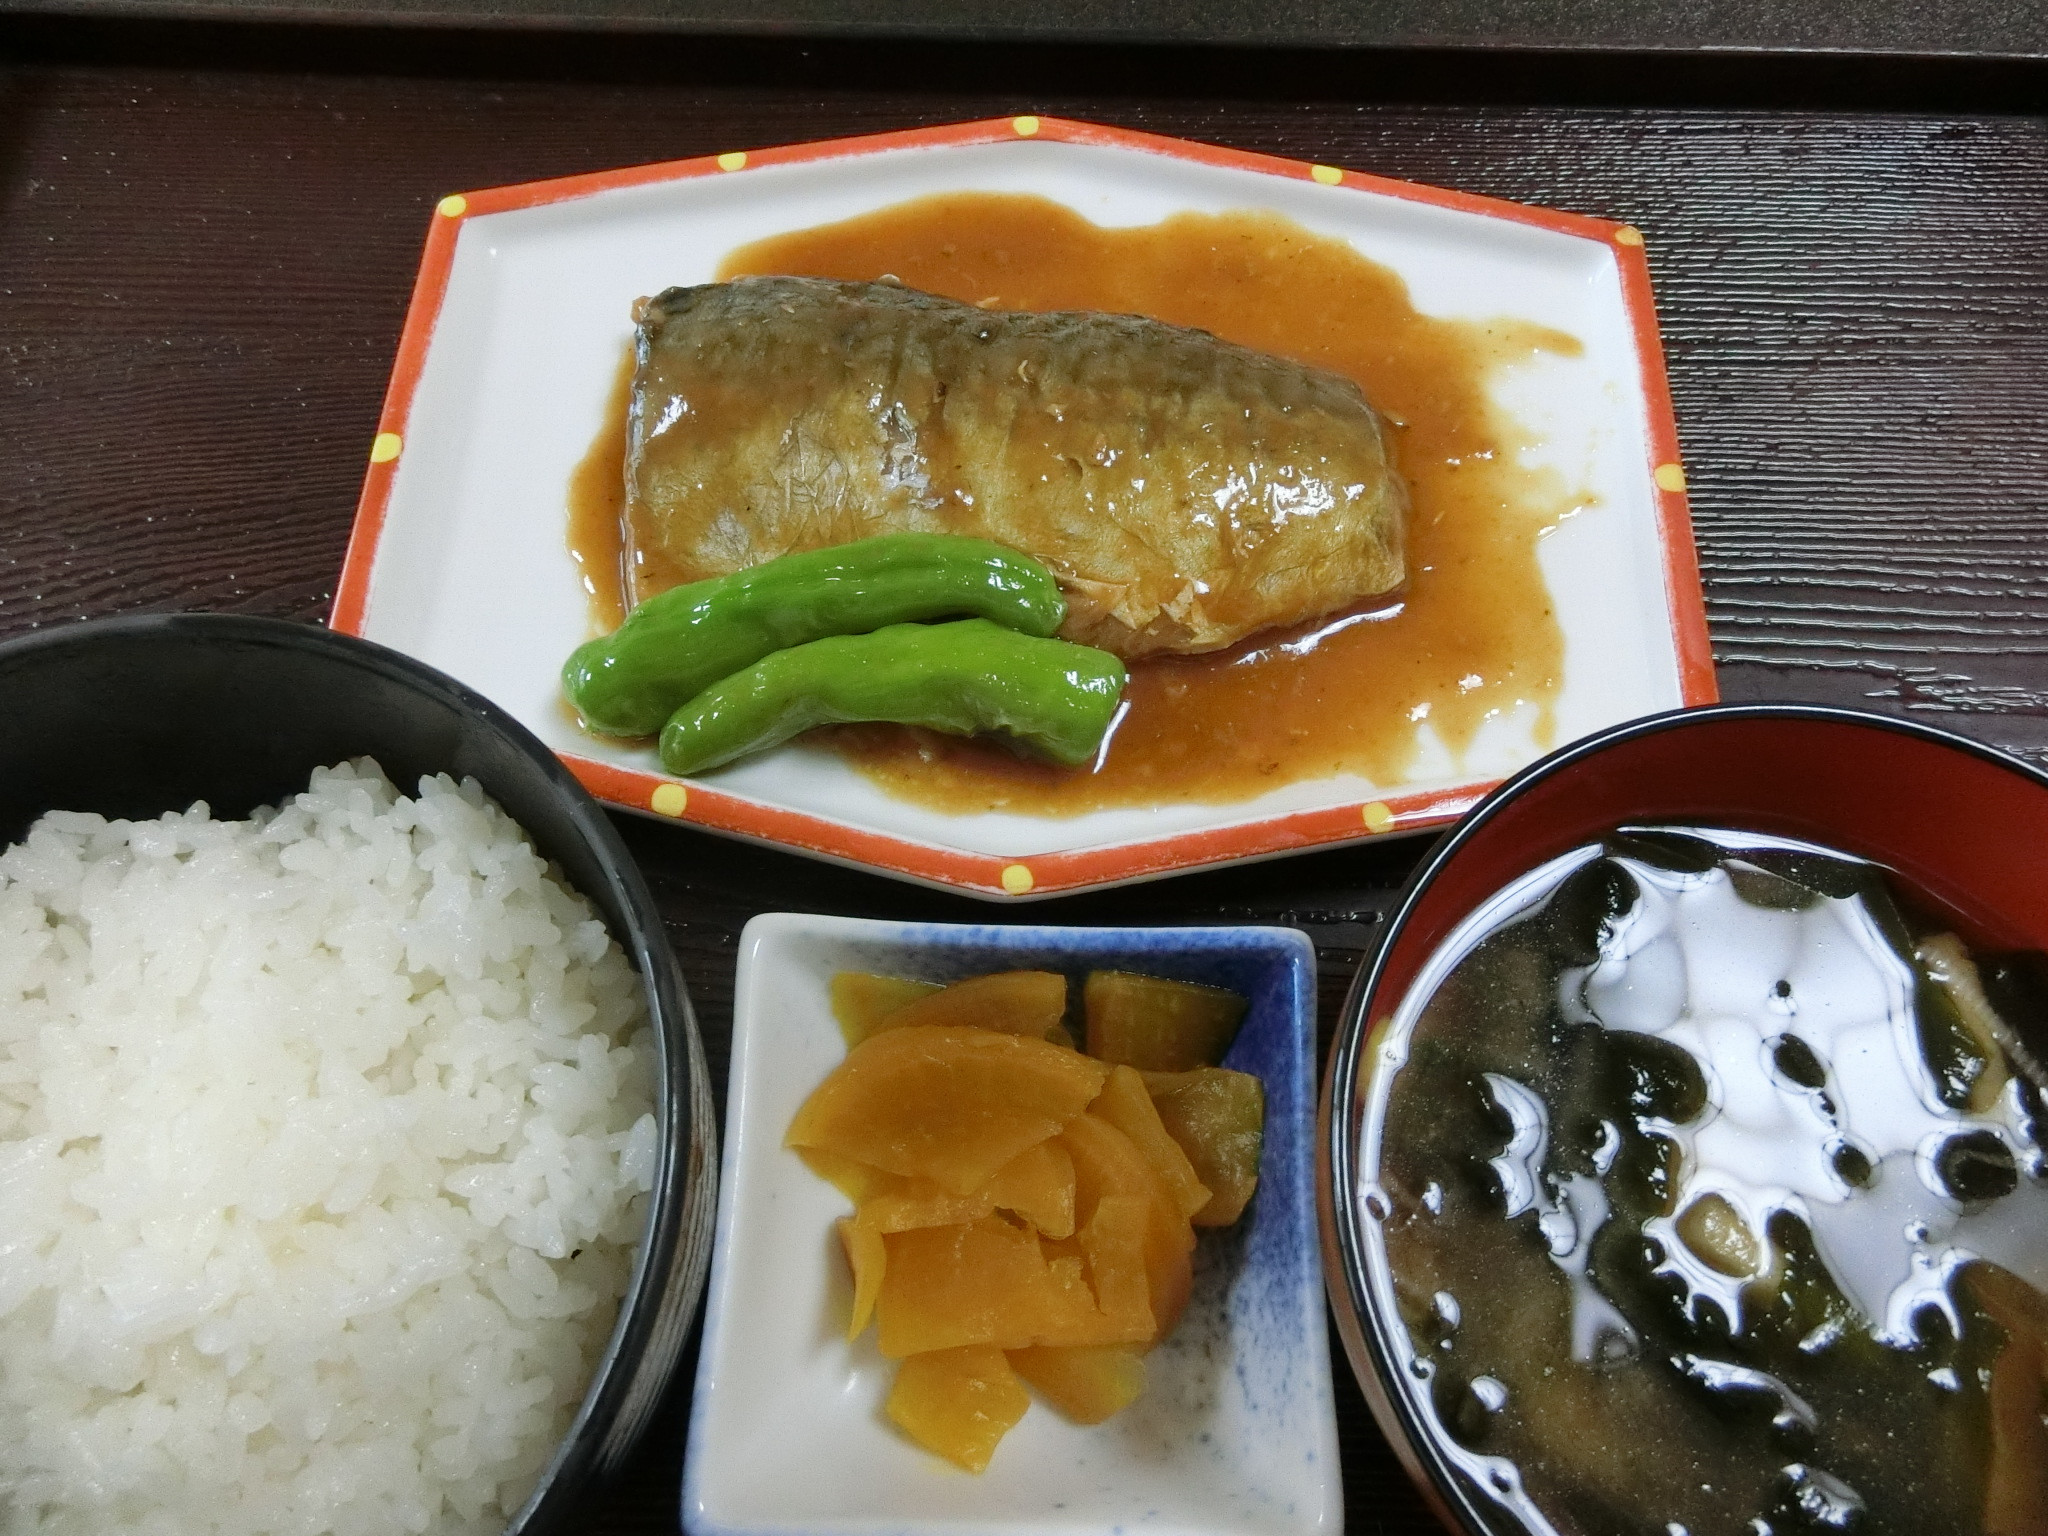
xmin=0 ymin=613 xmax=717 ymax=1536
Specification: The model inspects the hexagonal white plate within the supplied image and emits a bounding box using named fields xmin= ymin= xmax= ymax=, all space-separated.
xmin=335 ymin=117 xmax=1711 ymax=898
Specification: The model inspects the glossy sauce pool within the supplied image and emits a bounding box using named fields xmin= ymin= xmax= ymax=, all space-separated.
xmin=568 ymin=192 xmax=1583 ymax=814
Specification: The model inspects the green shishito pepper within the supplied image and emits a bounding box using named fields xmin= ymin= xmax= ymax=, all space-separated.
xmin=658 ymin=619 xmax=1128 ymax=775
xmin=563 ymin=533 xmax=1067 ymax=737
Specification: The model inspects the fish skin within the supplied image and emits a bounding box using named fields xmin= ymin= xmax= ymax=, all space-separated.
xmin=624 ymin=276 xmax=1407 ymax=659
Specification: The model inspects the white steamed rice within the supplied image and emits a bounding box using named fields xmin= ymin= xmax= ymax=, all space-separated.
xmin=0 ymin=760 xmax=658 ymax=1535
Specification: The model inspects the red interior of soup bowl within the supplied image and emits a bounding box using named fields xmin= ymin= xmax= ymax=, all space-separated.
xmin=1370 ymin=705 xmax=2048 ymax=1031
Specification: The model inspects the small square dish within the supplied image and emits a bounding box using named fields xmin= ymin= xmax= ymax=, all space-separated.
xmin=333 ymin=116 xmax=1713 ymax=899
xmin=684 ymin=914 xmax=1335 ymax=1536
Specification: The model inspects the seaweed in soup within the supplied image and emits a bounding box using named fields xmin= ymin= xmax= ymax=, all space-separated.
xmin=1376 ymin=829 xmax=2048 ymax=1536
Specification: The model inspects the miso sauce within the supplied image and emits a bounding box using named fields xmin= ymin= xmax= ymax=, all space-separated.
xmin=565 ymin=345 xmax=636 ymax=636
xmin=1370 ymin=829 xmax=2048 ymax=1536
xmin=568 ymin=192 xmax=1583 ymax=811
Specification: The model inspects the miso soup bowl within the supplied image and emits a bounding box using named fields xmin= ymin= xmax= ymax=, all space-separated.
xmin=0 ymin=613 xmax=718 ymax=1536
xmin=1319 ymin=701 xmax=2048 ymax=1536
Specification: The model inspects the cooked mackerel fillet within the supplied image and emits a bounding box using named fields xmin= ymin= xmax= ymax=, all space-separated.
xmin=623 ymin=276 xmax=1407 ymax=659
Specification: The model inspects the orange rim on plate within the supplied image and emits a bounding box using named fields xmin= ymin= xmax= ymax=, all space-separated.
xmin=331 ymin=115 xmax=1715 ymax=899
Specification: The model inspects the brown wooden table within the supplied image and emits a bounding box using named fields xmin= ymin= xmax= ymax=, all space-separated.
xmin=2 ymin=20 xmax=2045 ymax=1532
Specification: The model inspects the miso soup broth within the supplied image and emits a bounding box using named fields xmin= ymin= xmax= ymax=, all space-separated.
xmin=1362 ymin=828 xmax=2048 ymax=1536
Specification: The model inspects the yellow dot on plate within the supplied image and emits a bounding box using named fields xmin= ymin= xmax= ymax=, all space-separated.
xmin=1654 ymin=462 xmax=1688 ymax=493
xmin=716 ymin=151 xmax=747 ymax=172
xmin=436 ymin=194 xmax=467 ymax=218
xmin=1311 ymin=164 xmax=1344 ymax=186
xmin=1012 ymin=115 xmax=1040 ymax=137
xmin=368 ymin=432 xmax=402 ymax=464
xmin=1000 ymin=863 xmax=1035 ymax=894
xmin=1362 ymin=801 xmax=1395 ymax=833
xmin=1614 ymin=225 xmax=1644 ymax=247
xmin=651 ymin=783 xmax=689 ymax=817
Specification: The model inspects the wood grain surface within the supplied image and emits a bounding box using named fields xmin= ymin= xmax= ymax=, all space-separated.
xmin=11 ymin=0 xmax=2048 ymax=63
xmin=1 ymin=23 xmax=2046 ymax=1534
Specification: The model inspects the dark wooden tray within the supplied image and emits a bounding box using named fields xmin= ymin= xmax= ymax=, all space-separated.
xmin=2 ymin=18 xmax=2046 ymax=1533
xmin=6 ymin=0 xmax=2048 ymax=60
